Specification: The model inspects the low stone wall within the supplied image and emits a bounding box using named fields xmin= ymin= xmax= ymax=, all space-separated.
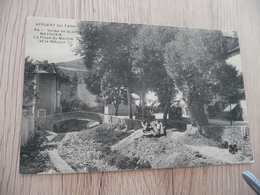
xmin=104 ymin=115 xmax=142 ymax=130
xmin=36 ymin=111 xmax=142 ymax=132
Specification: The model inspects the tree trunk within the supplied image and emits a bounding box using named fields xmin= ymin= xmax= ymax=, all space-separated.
xmin=141 ymin=93 xmax=146 ymax=119
xmin=114 ymin=103 xmax=119 ymax=116
xmin=163 ymin=101 xmax=170 ymax=124
xmin=187 ymin=98 xmax=209 ymax=126
xmin=141 ymin=76 xmax=147 ymax=119
xmin=229 ymin=103 xmax=232 ymax=126
xmin=126 ymin=86 xmax=132 ymax=119
xmin=124 ymin=71 xmax=132 ymax=119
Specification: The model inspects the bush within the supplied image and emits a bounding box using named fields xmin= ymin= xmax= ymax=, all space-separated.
xmin=198 ymin=126 xmax=224 ymax=142
xmin=61 ymin=99 xmax=89 ymax=112
xmin=104 ymin=150 xmax=140 ymax=170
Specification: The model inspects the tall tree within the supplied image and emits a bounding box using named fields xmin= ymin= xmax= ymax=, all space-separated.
xmin=23 ymin=57 xmax=37 ymax=105
xmin=214 ymin=63 xmax=245 ymax=125
xmin=131 ymin=25 xmax=177 ymax=121
xmin=75 ymin=22 xmax=138 ymax=118
xmin=164 ymin=29 xmax=228 ymax=126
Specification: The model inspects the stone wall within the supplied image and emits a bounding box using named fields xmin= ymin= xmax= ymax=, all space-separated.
xmin=104 ymin=115 xmax=142 ymax=130
xmin=35 ymin=111 xmax=142 ymax=132
xmin=20 ymin=110 xmax=35 ymax=146
xmin=35 ymin=111 xmax=104 ymax=131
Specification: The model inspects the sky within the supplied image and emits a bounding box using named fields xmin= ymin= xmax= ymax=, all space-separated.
xmin=226 ymin=54 xmax=243 ymax=73
xmin=25 ymin=17 xmax=81 ymax=63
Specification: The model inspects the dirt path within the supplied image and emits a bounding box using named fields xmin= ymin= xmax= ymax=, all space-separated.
xmin=48 ymin=150 xmax=76 ymax=173
xmin=187 ymin=145 xmax=249 ymax=163
xmin=111 ymin=129 xmax=143 ymax=151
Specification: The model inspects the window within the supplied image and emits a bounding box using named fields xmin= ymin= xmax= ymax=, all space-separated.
xmin=38 ymin=109 xmax=46 ymax=118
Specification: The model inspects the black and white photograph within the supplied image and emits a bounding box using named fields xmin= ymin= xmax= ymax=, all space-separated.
xmin=20 ymin=17 xmax=253 ymax=175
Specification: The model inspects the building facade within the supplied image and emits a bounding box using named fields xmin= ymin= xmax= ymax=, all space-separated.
xmin=35 ymin=60 xmax=73 ymax=118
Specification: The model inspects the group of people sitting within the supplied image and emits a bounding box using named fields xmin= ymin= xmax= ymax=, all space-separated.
xmin=141 ymin=120 xmax=166 ymax=137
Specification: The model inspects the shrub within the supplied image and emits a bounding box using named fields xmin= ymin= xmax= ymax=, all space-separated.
xmin=61 ymin=98 xmax=89 ymax=112
xmin=198 ymin=126 xmax=224 ymax=142
xmin=105 ymin=150 xmax=140 ymax=170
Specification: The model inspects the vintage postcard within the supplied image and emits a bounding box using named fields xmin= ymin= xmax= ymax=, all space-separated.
xmin=20 ymin=17 xmax=253 ymax=174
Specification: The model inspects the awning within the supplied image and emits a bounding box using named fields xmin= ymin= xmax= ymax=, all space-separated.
xmin=223 ymin=103 xmax=237 ymax=112
xmin=131 ymin=93 xmax=140 ymax=99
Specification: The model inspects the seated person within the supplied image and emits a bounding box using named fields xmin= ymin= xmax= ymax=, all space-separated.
xmin=141 ymin=120 xmax=153 ymax=133
xmin=142 ymin=120 xmax=166 ymax=137
xmin=150 ymin=120 xmax=160 ymax=136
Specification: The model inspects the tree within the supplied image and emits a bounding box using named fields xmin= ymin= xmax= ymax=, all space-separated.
xmin=23 ymin=57 xmax=37 ymax=105
xmin=131 ymin=25 xmax=177 ymax=121
xmin=75 ymin=22 xmax=138 ymax=118
xmin=95 ymin=70 xmax=128 ymax=116
xmin=214 ymin=63 xmax=245 ymax=125
xmin=164 ymin=29 xmax=228 ymax=126
xmin=103 ymin=86 xmax=128 ymax=116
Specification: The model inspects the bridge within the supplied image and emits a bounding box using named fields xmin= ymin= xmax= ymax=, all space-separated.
xmin=35 ymin=111 xmax=104 ymax=131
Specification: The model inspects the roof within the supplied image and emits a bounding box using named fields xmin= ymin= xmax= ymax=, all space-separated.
xmin=36 ymin=63 xmax=70 ymax=81
xmin=223 ymin=103 xmax=238 ymax=112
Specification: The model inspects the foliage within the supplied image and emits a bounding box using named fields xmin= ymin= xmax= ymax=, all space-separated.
xmin=61 ymin=98 xmax=89 ymax=112
xmin=164 ymin=29 xmax=228 ymax=126
xmin=97 ymin=73 xmax=128 ymax=115
xmin=214 ymin=63 xmax=245 ymax=103
xmin=23 ymin=57 xmax=37 ymax=105
xmin=103 ymin=86 xmax=127 ymax=105
xmin=207 ymin=102 xmax=225 ymax=118
xmin=198 ymin=126 xmax=224 ymax=143
xmin=130 ymin=25 xmax=177 ymax=120
xmin=75 ymin=22 xmax=243 ymax=126
xmin=75 ymin=22 xmax=138 ymax=118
